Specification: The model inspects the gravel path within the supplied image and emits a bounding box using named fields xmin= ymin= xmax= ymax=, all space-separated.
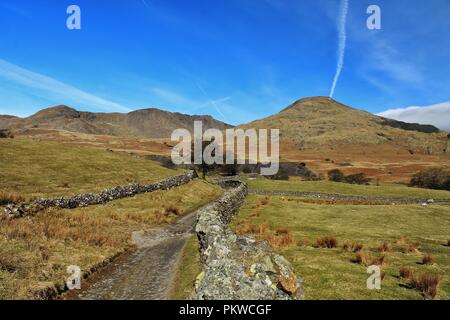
xmin=76 ymin=211 xmax=198 ymax=300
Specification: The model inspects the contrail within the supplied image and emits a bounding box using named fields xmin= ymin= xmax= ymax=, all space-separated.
xmin=194 ymin=81 xmax=227 ymax=119
xmin=329 ymin=0 xmax=349 ymax=99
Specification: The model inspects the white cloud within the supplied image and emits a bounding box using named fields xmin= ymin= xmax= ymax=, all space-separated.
xmin=0 ymin=59 xmax=131 ymax=113
xmin=378 ymin=102 xmax=450 ymax=131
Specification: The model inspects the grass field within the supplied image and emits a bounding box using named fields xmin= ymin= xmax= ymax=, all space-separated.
xmin=170 ymin=236 xmax=201 ymax=300
xmin=0 ymin=179 xmax=221 ymax=299
xmin=0 ymin=138 xmax=177 ymax=199
xmin=245 ymin=177 xmax=450 ymax=199
xmin=231 ymin=195 xmax=450 ymax=300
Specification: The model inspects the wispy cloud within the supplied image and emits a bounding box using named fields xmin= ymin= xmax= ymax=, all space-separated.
xmin=369 ymin=40 xmax=424 ymax=85
xmin=150 ymin=87 xmax=198 ymax=107
xmin=0 ymin=59 xmax=131 ymax=113
xmin=378 ymin=102 xmax=450 ymax=131
xmin=194 ymin=81 xmax=227 ymax=119
xmin=329 ymin=0 xmax=349 ymax=98
xmin=0 ymin=3 xmax=32 ymax=19
xmin=150 ymin=86 xmax=232 ymax=118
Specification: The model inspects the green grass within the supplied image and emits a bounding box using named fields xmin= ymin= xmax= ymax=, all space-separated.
xmin=0 ymin=138 xmax=178 ymax=198
xmin=170 ymin=236 xmax=201 ymax=300
xmin=231 ymin=195 xmax=450 ymax=300
xmin=245 ymin=177 xmax=450 ymax=199
xmin=0 ymin=180 xmax=221 ymax=300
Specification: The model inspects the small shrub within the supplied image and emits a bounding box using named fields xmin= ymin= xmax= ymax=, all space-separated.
xmin=275 ymin=227 xmax=290 ymax=235
xmin=407 ymin=243 xmax=421 ymax=254
xmin=328 ymin=169 xmax=344 ymax=182
xmin=422 ymin=254 xmax=434 ymax=265
xmin=377 ymin=241 xmax=390 ymax=253
xmin=410 ymin=273 xmax=440 ymax=299
xmin=297 ymin=238 xmax=311 ymax=247
xmin=352 ymin=252 xmax=385 ymax=266
xmin=328 ymin=170 xmax=371 ymax=185
xmin=371 ymin=254 xmax=386 ymax=266
xmin=164 ymin=204 xmax=181 ymax=216
xmin=315 ymin=236 xmax=338 ymax=249
xmin=342 ymin=241 xmax=363 ymax=252
xmin=409 ymin=168 xmax=450 ymax=191
xmin=236 ymin=223 xmax=268 ymax=235
xmin=268 ymin=167 xmax=290 ymax=181
xmin=344 ymin=173 xmax=371 ymax=185
xmin=399 ymin=266 xmax=415 ymax=280
xmin=265 ymin=232 xmax=294 ymax=248
xmin=352 ymin=252 xmax=369 ymax=265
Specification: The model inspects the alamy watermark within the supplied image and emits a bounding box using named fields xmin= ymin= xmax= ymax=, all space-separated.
xmin=66 ymin=265 xmax=81 ymax=290
xmin=367 ymin=265 xmax=382 ymax=290
xmin=367 ymin=5 xmax=382 ymax=30
xmin=170 ymin=121 xmax=280 ymax=176
xmin=66 ymin=5 xmax=81 ymax=30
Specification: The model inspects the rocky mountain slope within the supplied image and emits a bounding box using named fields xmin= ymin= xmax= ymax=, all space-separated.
xmin=0 ymin=105 xmax=231 ymax=139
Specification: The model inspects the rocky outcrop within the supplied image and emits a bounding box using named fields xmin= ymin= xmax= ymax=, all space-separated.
xmin=194 ymin=179 xmax=304 ymax=300
xmin=4 ymin=171 xmax=197 ymax=218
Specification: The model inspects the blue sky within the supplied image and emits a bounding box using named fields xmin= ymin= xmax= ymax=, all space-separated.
xmin=0 ymin=0 xmax=449 ymax=127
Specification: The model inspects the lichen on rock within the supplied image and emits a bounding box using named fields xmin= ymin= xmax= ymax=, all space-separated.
xmin=194 ymin=179 xmax=304 ymax=300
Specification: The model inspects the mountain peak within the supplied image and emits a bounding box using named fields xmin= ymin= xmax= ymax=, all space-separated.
xmin=239 ymin=97 xmax=448 ymax=155
xmin=280 ymin=96 xmax=356 ymax=115
xmin=31 ymin=105 xmax=80 ymax=119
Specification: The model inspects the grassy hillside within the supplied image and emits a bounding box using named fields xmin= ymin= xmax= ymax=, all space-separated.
xmin=240 ymin=97 xmax=448 ymax=155
xmin=0 ymin=138 xmax=178 ymax=198
xmin=246 ymin=178 xmax=450 ymax=199
xmin=2 ymin=105 xmax=230 ymax=139
xmin=232 ymin=195 xmax=449 ymax=300
xmin=0 ymin=180 xmax=222 ymax=299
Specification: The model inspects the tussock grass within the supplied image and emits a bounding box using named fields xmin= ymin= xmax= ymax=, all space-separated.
xmin=236 ymin=223 xmax=269 ymax=235
xmin=314 ymin=236 xmax=338 ymax=249
xmin=0 ymin=180 xmax=221 ymax=299
xmin=422 ymin=254 xmax=434 ymax=265
xmin=377 ymin=241 xmax=391 ymax=253
xmin=410 ymin=273 xmax=441 ymax=299
xmin=399 ymin=266 xmax=415 ymax=280
xmin=265 ymin=231 xmax=295 ymax=248
xmin=342 ymin=241 xmax=364 ymax=253
xmin=407 ymin=243 xmax=421 ymax=254
xmin=0 ymin=191 xmax=26 ymax=205
xmin=231 ymin=194 xmax=450 ymax=299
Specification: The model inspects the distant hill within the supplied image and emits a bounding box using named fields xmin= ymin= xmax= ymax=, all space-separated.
xmin=0 ymin=105 xmax=231 ymax=139
xmin=239 ymin=96 xmax=448 ymax=155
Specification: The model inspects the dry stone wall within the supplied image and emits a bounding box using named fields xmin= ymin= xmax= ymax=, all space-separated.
xmin=194 ymin=179 xmax=304 ymax=300
xmin=4 ymin=171 xmax=197 ymax=218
